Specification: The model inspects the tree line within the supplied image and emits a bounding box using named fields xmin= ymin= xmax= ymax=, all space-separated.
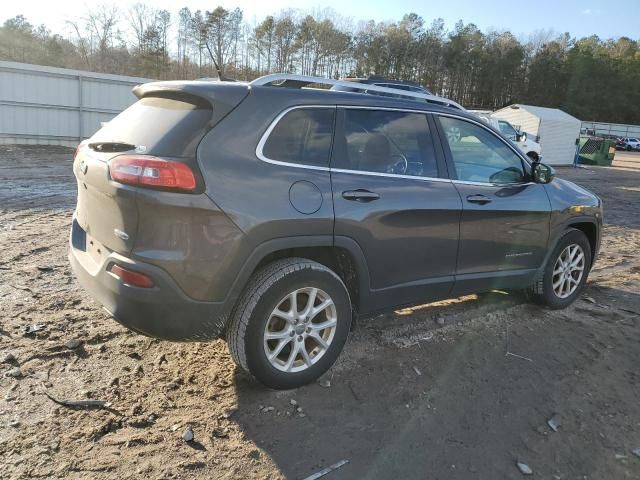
xmin=1 ymin=5 xmax=639 ymax=124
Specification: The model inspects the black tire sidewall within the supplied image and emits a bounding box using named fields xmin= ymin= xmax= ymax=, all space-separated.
xmin=541 ymin=230 xmax=592 ymax=309
xmin=244 ymin=267 xmax=351 ymax=389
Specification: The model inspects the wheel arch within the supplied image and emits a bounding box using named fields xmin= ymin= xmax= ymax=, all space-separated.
xmin=225 ymin=236 xmax=371 ymax=318
xmin=568 ymin=221 xmax=598 ymax=261
xmin=540 ymin=217 xmax=599 ymax=275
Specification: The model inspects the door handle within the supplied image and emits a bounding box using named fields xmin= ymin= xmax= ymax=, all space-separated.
xmin=466 ymin=194 xmax=492 ymax=205
xmin=342 ymin=189 xmax=380 ymax=202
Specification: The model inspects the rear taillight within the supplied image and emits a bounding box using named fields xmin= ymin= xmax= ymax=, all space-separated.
xmin=108 ymin=264 xmax=155 ymax=288
xmin=109 ymin=155 xmax=196 ymax=192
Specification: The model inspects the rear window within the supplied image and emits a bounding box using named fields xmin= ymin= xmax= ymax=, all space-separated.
xmin=261 ymin=108 xmax=335 ymax=167
xmin=91 ymin=96 xmax=212 ymax=157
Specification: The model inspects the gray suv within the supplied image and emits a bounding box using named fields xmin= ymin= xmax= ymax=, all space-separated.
xmin=70 ymin=74 xmax=603 ymax=389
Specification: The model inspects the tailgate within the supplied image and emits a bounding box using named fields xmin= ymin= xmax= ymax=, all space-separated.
xmin=72 ymin=84 xmax=249 ymax=258
xmin=73 ymin=149 xmax=138 ymax=254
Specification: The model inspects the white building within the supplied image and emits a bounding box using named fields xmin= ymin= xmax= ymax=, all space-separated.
xmin=492 ymin=104 xmax=581 ymax=166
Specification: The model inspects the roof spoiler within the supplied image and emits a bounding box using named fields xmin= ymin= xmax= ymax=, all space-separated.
xmin=133 ymin=81 xmax=248 ymax=106
xmin=132 ymin=81 xmax=250 ymax=127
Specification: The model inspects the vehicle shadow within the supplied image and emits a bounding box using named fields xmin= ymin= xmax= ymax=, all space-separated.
xmin=229 ymin=285 xmax=640 ymax=479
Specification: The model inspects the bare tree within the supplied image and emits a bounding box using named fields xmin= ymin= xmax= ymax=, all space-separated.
xmin=66 ymin=19 xmax=91 ymax=67
xmin=128 ymin=3 xmax=155 ymax=54
xmin=255 ymin=16 xmax=275 ymax=73
xmin=177 ymin=7 xmax=191 ymax=76
xmin=86 ymin=4 xmax=119 ymax=55
xmin=273 ymin=13 xmax=297 ymax=72
xmin=203 ymin=7 xmax=242 ymax=76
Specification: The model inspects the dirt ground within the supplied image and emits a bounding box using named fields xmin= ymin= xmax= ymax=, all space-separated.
xmin=1 ymin=146 xmax=639 ymax=480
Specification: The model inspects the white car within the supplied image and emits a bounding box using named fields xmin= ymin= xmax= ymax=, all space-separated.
xmin=620 ymin=138 xmax=640 ymax=151
xmin=470 ymin=111 xmax=542 ymax=160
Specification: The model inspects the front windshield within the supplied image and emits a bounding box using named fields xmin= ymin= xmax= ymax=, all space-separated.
xmin=498 ymin=120 xmax=519 ymax=140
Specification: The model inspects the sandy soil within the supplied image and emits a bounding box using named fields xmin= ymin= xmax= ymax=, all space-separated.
xmin=1 ymin=146 xmax=639 ymax=480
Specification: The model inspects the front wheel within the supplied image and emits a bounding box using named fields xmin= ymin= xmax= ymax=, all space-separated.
xmin=226 ymin=258 xmax=352 ymax=389
xmin=529 ymin=229 xmax=592 ymax=309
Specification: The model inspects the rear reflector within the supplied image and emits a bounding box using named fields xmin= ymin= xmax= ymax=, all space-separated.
xmin=109 ymin=155 xmax=196 ymax=192
xmin=109 ymin=264 xmax=155 ymax=288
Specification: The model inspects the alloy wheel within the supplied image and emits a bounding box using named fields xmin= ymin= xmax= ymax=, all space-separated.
xmin=552 ymin=244 xmax=585 ymax=299
xmin=263 ymin=287 xmax=337 ymax=373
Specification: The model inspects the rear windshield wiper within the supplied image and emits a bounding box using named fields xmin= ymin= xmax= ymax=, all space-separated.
xmin=88 ymin=141 xmax=137 ymax=153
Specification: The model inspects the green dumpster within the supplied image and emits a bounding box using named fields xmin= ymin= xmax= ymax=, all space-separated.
xmin=578 ymin=137 xmax=615 ymax=166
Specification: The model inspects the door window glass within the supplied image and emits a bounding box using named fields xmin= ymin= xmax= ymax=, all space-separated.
xmin=262 ymin=108 xmax=335 ymax=167
xmin=439 ymin=116 xmax=526 ymax=184
xmin=335 ymin=109 xmax=438 ymax=178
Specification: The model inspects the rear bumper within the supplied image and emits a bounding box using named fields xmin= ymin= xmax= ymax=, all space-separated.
xmin=69 ymin=223 xmax=228 ymax=341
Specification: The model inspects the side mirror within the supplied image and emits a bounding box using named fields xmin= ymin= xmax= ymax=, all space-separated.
xmin=516 ymin=132 xmax=527 ymax=142
xmin=531 ymin=161 xmax=554 ymax=184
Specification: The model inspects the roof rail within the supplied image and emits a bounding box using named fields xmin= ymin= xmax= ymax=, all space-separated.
xmin=250 ymin=73 xmax=464 ymax=111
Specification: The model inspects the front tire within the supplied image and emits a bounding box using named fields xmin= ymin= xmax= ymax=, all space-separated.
xmin=529 ymin=229 xmax=592 ymax=309
xmin=226 ymin=258 xmax=352 ymax=389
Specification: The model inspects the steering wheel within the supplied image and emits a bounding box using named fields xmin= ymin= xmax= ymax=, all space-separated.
xmin=489 ymin=166 xmax=523 ymax=184
xmin=446 ymin=126 xmax=462 ymax=143
xmin=388 ymin=154 xmax=408 ymax=175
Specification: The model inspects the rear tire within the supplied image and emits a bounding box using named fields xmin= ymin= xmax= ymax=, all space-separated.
xmin=528 ymin=229 xmax=592 ymax=309
xmin=226 ymin=258 xmax=352 ymax=389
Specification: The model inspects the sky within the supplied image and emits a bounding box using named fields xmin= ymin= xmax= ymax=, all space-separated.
xmin=2 ymin=0 xmax=638 ymax=41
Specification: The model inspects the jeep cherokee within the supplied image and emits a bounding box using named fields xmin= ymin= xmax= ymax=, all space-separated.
xmin=69 ymin=74 xmax=603 ymax=389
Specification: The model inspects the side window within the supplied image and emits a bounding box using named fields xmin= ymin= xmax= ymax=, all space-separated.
xmin=335 ymin=109 xmax=438 ymax=178
xmin=439 ymin=116 xmax=526 ymax=184
xmin=262 ymin=108 xmax=335 ymax=167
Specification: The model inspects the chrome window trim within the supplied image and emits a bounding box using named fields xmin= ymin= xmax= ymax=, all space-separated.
xmin=255 ymin=104 xmax=335 ymax=172
xmin=340 ymin=105 xmax=431 ymax=115
xmin=255 ymin=105 xmax=534 ymax=188
xmin=256 ymin=104 xmax=444 ymax=180
xmin=330 ymin=168 xmax=451 ymax=183
xmin=451 ymin=179 xmax=536 ymax=187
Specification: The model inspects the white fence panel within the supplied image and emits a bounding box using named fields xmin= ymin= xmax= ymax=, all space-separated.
xmin=581 ymin=121 xmax=640 ymax=139
xmin=0 ymin=61 xmax=153 ymax=147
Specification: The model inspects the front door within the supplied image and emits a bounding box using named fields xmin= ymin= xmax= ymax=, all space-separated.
xmin=435 ymin=114 xmax=551 ymax=295
xmin=331 ymin=108 xmax=462 ymax=312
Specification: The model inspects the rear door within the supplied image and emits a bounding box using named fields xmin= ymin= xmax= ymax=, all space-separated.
xmin=435 ymin=114 xmax=551 ymax=294
xmin=331 ymin=107 xmax=462 ymax=311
